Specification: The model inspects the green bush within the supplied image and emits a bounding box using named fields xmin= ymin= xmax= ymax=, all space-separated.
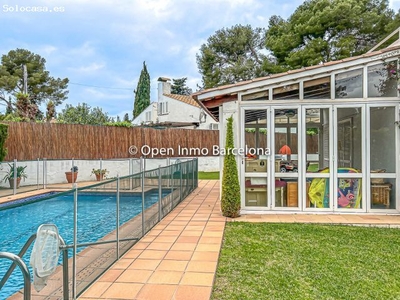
xmin=0 ymin=123 xmax=8 ymax=162
xmin=221 ymin=116 xmax=240 ymax=217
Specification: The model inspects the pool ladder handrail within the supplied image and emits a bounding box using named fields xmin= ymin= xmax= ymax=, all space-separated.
xmin=0 ymin=233 xmax=69 ymax=300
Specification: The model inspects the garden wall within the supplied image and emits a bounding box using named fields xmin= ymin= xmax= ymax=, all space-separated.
xmin=3 ymin=122 xmax=220 ymax=160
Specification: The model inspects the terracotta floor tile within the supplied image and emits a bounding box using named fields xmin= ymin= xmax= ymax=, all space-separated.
xmin=180 ymin=230 xmax=202 ymax=237
xmin=180 ymin=272 xmax=214 ymax=286
xmin=174 ymin=286 xmax=212 ymax=300
xmin=132 ymin=242 xmax=150 ymax=250
xmin=185 ymin=225 xmax=205 ymax=231
xmin=101 ymin=282 xmax=143 ymax=299
xmin=162 ymin=230 xmax=182 ymax=236
xmin=138 ymin=250 xmax=167 ymax=259
xmin=153 ymin=235 xmax=179 ymax=243
xmin=79 ymin=281 xmax=111 ymax=298
xmin=123 ymin=249 xmax=143 ymax=259
xmin=165 ymin=225 xmax=186 ymax=231
xmin=136 ymin=284 xmax=177 ymax=300
xmin=196 ymin=243 xmax=221 ymax=252
xmin=176 ymin=236 xmax=200 ymax=243
xmin=186 ymin=261 xmax=217 ymax=273
xmin=116 ymin=269 xmax=153 ymax=283
xmin=156 ymin=260 xmax=188 ymax=271
xmin=128 ymin=259 xmax=161 ymax=270
xmin=191 ymin=251 xmax=220 ymax=262
xmin=140 ymin=236 xmax=157 ymax=243
xmin=147 ymin=270 xmax=183 ymax=284
xmin=201 ymin=231 xmax=224 ymax=237
xmin=111 ymin=258 xmax=133 ymax=269
xmin=170 ymin=243 xmax=197 ymax=251
xmin=146 ymin=242 xmax=174 ymax=250
xmin=97 ymin=269 xmax=123 ymax=282
xmin=146 ymin=229 xmax=162 ymax=236
xmin=198 ymin=237 xmax=222 ymax=244
xmin=164 ymin=251 xmax=193 ymax=261
xmin=187 ymin=221 xmax=207 ymax=226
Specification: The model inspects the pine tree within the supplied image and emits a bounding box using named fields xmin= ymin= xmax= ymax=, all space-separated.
xmin=221 ymin=116 xmax=240 ymax=218
xmin=133 ymin=61 xmax=151 ymax=118
xmin=123 ymin=113 xmax=130 ymax=122
xmin=171 ymin=78 xmax=193 ymax=95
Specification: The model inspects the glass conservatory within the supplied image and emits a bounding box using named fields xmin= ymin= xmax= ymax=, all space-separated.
xmin=195 ymin=46 xmax=400 ymax=213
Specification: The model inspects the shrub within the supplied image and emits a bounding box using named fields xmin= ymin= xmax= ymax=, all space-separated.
xmin=221 ymin=116 xmax=240 ymax=217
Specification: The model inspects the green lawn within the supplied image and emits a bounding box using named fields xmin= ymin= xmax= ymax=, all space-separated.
xmin=212 ymin=223 xmax=400 ymax=300
xmin=198 ymin=171 xmax=220 ymax=180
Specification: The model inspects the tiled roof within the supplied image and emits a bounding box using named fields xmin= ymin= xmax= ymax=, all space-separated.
xmin=193 ymin=44 xmax=400 ymax=97
xmin=164 ymin=94 xmax=200 ymax=107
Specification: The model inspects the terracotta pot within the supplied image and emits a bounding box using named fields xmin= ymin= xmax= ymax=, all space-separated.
xmin=65 ymin=172 xmax=78 ymax=183
xmin=8 ymin=177 xmax=21 ymax=189
xmin=95 ymin=173 xmax=104 ymax=181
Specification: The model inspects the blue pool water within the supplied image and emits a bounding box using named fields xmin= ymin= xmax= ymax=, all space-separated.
xmin=0 ymin=189 xmax=168 ymax=299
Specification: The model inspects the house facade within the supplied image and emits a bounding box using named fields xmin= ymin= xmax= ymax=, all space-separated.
xmin=194 ymin=43 xmax=400 ymax=214
xmin=133 ymin=77 xmax=218 ymax=130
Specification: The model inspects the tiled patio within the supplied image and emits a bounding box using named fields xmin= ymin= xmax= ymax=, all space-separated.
xmin=79 ymin=180 xmax=224 ymax=300
xmin=77 ymin=180 xmax=400 ymax=300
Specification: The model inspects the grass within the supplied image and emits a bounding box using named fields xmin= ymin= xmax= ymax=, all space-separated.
xmin=212 ymin=223 xmax=400 ymax=300
xmin=198 ymin=171 xmax=219 ymax=180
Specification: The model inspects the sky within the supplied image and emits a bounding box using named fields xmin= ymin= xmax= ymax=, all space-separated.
xmin=1 ymin=0 xmax=400 ymax=119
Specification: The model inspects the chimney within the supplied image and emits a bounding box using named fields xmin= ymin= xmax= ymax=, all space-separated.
xmin=157 ymin=77 xmax=171 ymax=102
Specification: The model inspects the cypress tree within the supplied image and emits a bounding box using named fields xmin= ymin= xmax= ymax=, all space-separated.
xmin=221 ymin=116 xmax=240 ymax=217
xmin=133 ymin=61 xmax=151 ymax=118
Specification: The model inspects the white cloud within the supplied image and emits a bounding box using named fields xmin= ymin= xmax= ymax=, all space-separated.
xmin=68 ymin=62 xmax=105 ymax=73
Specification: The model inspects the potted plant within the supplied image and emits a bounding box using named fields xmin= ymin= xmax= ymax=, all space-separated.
xmin=91 ymin=168 xmax=108 ymax=181
xmin=65 ymin=166 xmax=78 ymax=183
xmin=2 ymin=163 xmax=27 ymax=189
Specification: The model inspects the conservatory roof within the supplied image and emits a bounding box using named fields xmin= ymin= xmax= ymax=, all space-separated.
xmin=192 ymin=44 xmax=400 ymax=121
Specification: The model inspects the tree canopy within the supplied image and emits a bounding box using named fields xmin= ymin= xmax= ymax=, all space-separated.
xmin=133 ymin=61 xmax=150 ymax=118
xmin=171 ymin=77 xmax=193 ymax=95
xmin=196 ymin=24 xmax=271 ymax=89
xmin=196 ymin=0 xmax=400 ymax=88
xmin=266 ymin=0 xmax=399 ymax=70
xmin=57 ymin=103 xmax=111 ymax=125
xmin=0 ymin=48 xmax=69 ymax=117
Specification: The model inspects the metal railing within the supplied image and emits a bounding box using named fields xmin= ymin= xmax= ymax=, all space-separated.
xmin=0 ymin=158 xmax=198 ymax=299
xmin=0 ymin=234 xmax=68 ymax=300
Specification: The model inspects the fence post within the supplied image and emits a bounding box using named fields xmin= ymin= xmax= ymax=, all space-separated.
xmin=179 ymin=160 xmax=182 ymax=202
xmin=158 ymin=165 xmax=162 ymax=221
xmin=37 ymin=158 xmax=40 ymax=190
xmin=72 ymin=184 xmax=78 ymax=300
xmin=43 ymin=158 xmax=47 ymax=189
xmin=99 ymin=158 xmax=103 ymax=182
xmin=13 ymin=159 xmax=17 ymax=195
xmin=129 ymin=158 xmax=133 ymax=189
xmin=166 ymin=157 xmax=170 ymax=188
xmin=170 ymin=161 xmax=174 ymax=212
xmin=116 ymin=175 xmax=120 ymax=260
xmin=192 ymin=159 xmax=194 ymax=191
xmin=141 ymin=157 xmax=145 ymax=236
xmin=71 ymin=158 xmax=75 ymax=188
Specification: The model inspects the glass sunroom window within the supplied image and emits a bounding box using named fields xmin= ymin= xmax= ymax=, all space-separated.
xmin=335 ymin=69 xmax=363 ymax=98
xmin=242 ymin=90 xmax=269 ymax=101
xmin=304 ymin=77 xmax=330 ymax=99
xmin=273 ymin=83 xmax=299 ymax=100
xmin=367 ymin=62 xmax=398 ymax=97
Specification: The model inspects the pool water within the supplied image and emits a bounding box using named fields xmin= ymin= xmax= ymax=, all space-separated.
xmin=0 ymin=189 xmax=168 ymax=299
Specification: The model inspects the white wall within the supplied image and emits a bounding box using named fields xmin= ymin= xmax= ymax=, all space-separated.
xmin=0 ymin=157 xmax=220 ymax=189
xmin=157 ymin=96 xmax=217 ymax=129
xmin=132 ymin=103 xmax=157 ymax=125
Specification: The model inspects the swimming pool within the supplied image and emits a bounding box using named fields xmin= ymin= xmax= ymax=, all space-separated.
xmin=0 ymin=189 xmax=168 ymax=299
